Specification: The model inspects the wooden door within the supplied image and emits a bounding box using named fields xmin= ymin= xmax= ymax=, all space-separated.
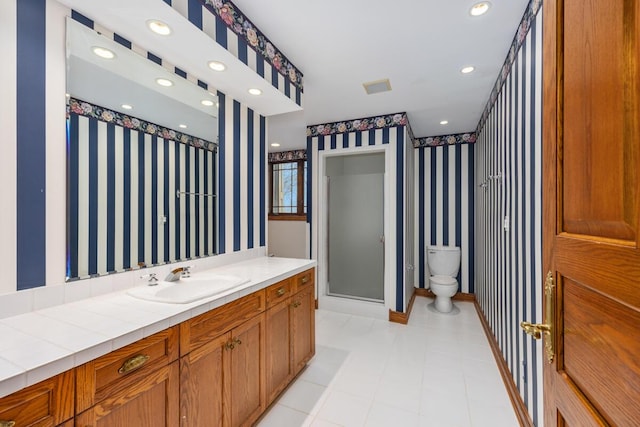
xmin=228 ymin=313 xmax=266 ymax=427
xmin=291 ymin=284 xmax=316 ymax=374
xmin=180 ymin=332 xmax=230 ymax=427
xmin=76 ymin=362 xmax=179 ymax=427
xmin=542 ymin=0 xmax=640 ymax=425
xmin=265 ymin=298 xmax=293 ymax=404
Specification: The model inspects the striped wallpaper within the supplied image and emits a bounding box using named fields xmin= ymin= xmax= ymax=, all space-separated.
xmin=0 ymin=0 xmax=267 ymax=293
xmin=307 ymin=124 xmax=412 ymax=313
xmin=67 ymin=112 xmax=217 ymax=279
xmin=474 ymin=8 xmax=543 ymax=426
xmin=415 ymin=143 xmax=474 ymax=294
xmin=168 ymin=0 xmax=303 ymax=107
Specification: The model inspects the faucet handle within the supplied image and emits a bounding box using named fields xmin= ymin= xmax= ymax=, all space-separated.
xmin=141 ymin=273 xmax=158 ymax=285
xmin=182 ymin=266 xmax=194 ymax=278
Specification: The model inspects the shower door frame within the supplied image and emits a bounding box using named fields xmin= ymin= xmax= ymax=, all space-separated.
xmin=317 ymin=146 xmax=393 ymax=316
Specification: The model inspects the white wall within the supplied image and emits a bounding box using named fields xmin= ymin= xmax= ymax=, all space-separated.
xmin=267 ymin=220 xmax=307 ymax=258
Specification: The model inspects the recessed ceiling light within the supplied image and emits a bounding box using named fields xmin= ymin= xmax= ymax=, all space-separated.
xmin=461 ymin=66 xmax=475 ymax=74
xmin=147 ymin=20 xmax=172 ymax=36
xmin=92 ymin=46 xmax=115 ymax=59
xmin=208 ymin=61 xmax=226 ymax=72
xmin=271 ymin=143 xmax=281 ymax=147
xmin=201 ymin=99 xmax=215 ymax=106
xmin=470 ymin=2 xmax=491 ymax=16
xmin=440 ymin=120 xmax=449 ymax=125
xmin=156 ymin=78 xmax=173 ymax=87
xmin=248 ymin=88 xmax=262 ymax=96
xmin=121 ymin=104 xmax=133 ymax=110
xmin=179 ymin=124 xmax=187 ymax=129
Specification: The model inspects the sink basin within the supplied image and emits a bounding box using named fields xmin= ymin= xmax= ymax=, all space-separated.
xmin=126 ymin=275 xmax=249 ymax=304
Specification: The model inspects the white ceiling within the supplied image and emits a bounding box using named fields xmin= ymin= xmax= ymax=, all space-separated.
xmin=231 ymin=0 xmax=530 ymax=150
xmin=58 ymin=0 xmax=530 ymax=152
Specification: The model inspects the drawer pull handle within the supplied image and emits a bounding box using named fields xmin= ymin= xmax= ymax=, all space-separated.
xmin=301 ymin=276 xmax=309 ymax=284
xmin=225 ymin=340 xmax=235 ymax=350
xmin=0 ymin=421 xmax=16 ymax=427
xmin=118 ymin=354 xmax=150 ymax=374
xmin=276 ymin=287 xmax=286 ymax=296
xmin=291 ymin=301 xmax=301 ymax=308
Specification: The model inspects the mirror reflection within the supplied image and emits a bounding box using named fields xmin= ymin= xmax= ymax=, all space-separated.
xmin=66 ymin=18 xmax=219 ymax=281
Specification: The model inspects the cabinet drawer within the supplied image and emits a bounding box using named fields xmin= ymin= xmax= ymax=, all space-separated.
xmin=0 ymin=370 xmax=74 ymax=427
xmin=265 ymin=278 xmax=292 ymax=308
xmin=76 ymin=326 xmax=179 ymax=413
xmin=293 ymin=268 xmax=315 ymax=293
xmin=180 ymin=290 xmax=265 ymax=355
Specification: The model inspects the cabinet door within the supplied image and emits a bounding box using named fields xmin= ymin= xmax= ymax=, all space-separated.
xmin=180 ymin=331 xmax=230 ymax=427
xmin=228 ymin=313 xmax=266 ymax=427
xmin=265 ymin=299 xmax=293 ymax=404
xmin=75 ymin=361 xmax=179 ymax=427
xmin=291 ymin=284 xmax=315 ymax=374
xmin=0 ymin=370 xmax=74 ymax=427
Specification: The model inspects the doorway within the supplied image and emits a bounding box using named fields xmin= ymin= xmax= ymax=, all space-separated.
xmin=325 ymin=153 xmax=385 ymax=303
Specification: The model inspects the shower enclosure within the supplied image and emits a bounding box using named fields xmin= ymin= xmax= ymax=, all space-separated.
xmin=325 ymin=153 xmax=385 ymax=302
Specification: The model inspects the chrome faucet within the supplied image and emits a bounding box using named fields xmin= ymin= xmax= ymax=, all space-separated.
xmin=165 ymin=265 xmax=192 ymax=282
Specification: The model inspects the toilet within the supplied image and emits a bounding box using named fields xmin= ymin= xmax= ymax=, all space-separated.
xmin=427 ymin=245 xmax=461 ymax=313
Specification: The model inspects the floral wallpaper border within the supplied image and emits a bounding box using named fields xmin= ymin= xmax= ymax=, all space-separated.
xmin=201 ymin=0 xmax=304 ymax=90
xmin=268 ymin=149 xmax=307 ymax=163
xmin=67 ymin=97 xmax=217 ymax=152
xmin=414 ymin=132 xmax=477 ymax=148
xmin=307 ymin=112 xmax=409 ymax=137
xmin=476 ymin=0 xmax=542 ymax=132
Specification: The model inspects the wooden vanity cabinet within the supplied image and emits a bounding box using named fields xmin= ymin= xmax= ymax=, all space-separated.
xmin=180 ymin=291 xmax=267 ymax=427
xmin=265 ymin=278 xmax=294 ymax=404
xmin=0 ymin=370 xmax=74 ymax=427
xmin=265 ymin=269 xmax=316 ymax=404
xmin=75 ymin=326 xmax=180 ymax=427
xmin=291 ymin=271 xmax=315 ymax=375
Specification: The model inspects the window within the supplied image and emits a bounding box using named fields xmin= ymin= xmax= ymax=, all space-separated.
xmin=269 ymin=159 xmax=307 ymax=219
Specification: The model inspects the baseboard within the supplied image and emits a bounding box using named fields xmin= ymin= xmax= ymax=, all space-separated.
xmin=474 ymin=301 xmax=534 ymax=427
xmin=388 ymin=288 xmax=417 ymax=324
xmin=415 ymin=288 xmax=475 ymax=302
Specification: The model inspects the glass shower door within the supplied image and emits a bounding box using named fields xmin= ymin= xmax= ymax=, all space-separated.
xmin=327 ymin=171 xmax=384 ymax=301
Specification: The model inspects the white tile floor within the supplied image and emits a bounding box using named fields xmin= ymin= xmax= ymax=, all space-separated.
xmin=257 ymin=297 xmax=519 ymax=427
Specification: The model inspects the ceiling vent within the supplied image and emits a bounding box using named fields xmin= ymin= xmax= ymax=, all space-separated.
xmin=363 ymin=78 xmax=392 ymax=95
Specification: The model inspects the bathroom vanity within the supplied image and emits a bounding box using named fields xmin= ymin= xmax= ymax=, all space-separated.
xmin=0 ymin=259 xmax=315 ymax=427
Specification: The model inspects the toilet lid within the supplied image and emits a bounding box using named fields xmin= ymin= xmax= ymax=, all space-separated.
xmin=430 ymin=275 xmax=457 ymax=286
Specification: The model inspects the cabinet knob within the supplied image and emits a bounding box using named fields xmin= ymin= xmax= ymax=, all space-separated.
xmin=0 ymin=421 xmax=16 ymax=427
xmin=301 ymin=276 xmax=309 ymax=284
xmin=276 ymin=287 xmax=285 ymax=296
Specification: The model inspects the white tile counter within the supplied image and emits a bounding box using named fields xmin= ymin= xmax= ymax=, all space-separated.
xmin=0 ymin=256 xmax=315 ymax=398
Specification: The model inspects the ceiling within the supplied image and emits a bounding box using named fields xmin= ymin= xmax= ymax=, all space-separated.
xmin=58 ymin=0 xmax=530 ymax=152
xmin=230 ymin=0 xmax=530 ymax=151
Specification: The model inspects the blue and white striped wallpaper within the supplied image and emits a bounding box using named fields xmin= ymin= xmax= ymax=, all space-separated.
xmin=0 ymin=0 xmax=267 ymax=293
xmin=415 ymin=143 xmax=475 ymax=294
xmin=67 ymin=112 xmax=217 ymax=279
xmin=475 ymin=9 xmax=543 ymax=426
xmin=307 ymin=124 xmax=411 ymax=313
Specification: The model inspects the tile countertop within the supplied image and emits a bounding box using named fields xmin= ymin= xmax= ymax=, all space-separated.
xmin=0 ymin=256 xmax=316 ymax=398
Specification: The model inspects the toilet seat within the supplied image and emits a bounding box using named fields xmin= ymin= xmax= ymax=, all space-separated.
xmin=430 ymin=275 xmax=457 ymax=286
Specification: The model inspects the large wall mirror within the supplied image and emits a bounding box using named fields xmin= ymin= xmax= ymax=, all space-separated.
xmin=66 ymin=17 xmax=219 ymax=281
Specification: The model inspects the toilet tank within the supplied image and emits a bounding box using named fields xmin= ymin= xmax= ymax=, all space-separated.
xmin=427 ymin=245 xmax=461 ymax=277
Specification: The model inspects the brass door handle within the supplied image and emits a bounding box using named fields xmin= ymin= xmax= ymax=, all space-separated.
xmin=291 ymin=301 xmax=301 ymax=308
xmin=520 ymin=321 xmax=550 ymax=339
xmin=0 ymin=421 xmax=16 ymax=427
xmin=276 ymin=287 xmax=285 ymax=296
xmin=225 ymin=340 xmax=235 ymax=350
xmin=118 ymin=354 xmax=150 ymax=374
xmin=521 ymin=271 xmax=555 ymax=363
